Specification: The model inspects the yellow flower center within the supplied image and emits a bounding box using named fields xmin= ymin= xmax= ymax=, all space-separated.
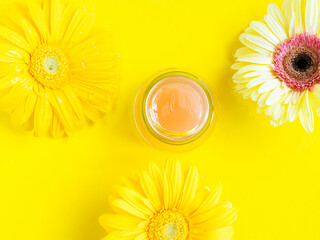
xmin=148 ymin=210 xmax=189 ymax=240
xmin=29 ymin=45 xmax=68 ymax=88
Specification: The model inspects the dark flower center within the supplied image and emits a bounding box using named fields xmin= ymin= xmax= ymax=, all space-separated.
xmin=273 ymin=34 xmax=320 ymax=91
xmin=283 ymin=45 xmax=319 ymax=82
xmin=292 ymin=53 xmax=313 ymax=73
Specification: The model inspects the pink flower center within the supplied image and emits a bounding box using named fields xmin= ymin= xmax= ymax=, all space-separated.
xmin=273 ymin=33 xmax=320 ymax=91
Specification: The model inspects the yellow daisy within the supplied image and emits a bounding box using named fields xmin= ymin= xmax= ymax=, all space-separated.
xmin=233 ymin=0 xmax=320 ymax=132
xmin=100 ymin=160 xmax=237 ymax=240
xmin=0 ymin=0 xmax=118 ymax=137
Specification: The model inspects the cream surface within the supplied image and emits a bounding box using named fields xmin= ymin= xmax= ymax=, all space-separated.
xmin=146 ymin=76 xmax=209 ymax=134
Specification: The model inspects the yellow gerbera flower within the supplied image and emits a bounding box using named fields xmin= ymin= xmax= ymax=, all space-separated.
xmin=0 ymin=0 xmax=118 ymax=136
xmin=233 ymin=0 xmax=320 ymax=132
xmin=100 ymin=160 xmax=237 ymax=240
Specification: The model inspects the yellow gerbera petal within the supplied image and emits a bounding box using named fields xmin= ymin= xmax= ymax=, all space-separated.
xmin=134 ymin=233 xmax=148 ymax=240
xmin=100 ymin=159 xmax=237 ymax=240
xmin=193 ymin=202 xmax=237 ymax=230
xmin=50 ymin=0 xmax=63 ymax=41
xmin=100 ymin=214 xmax=143 ymax=231
xmin=166 ymin=159 xmax=183 ymax=209
xmin=51 ymin=114 xmax=64 ymax=138
xmin=62 ymin=86 xmax=85 ymax=123
xmin=121 ymin=176 xmax=145 ymax=197
xmin=191 ymin=184 xmax=223 ymax=217
xmin=194 ymin=226 xmax=234 ymax=240
xmin=101 ymin=231 xmax=139 ymax=240
xmin=56 ymin=3 xmax=74 ymax=41
xmin=179 ymin=166 xmax=199 ymax=211
xmin=112 ymin=199 xmax=148 ymax=219
xmin=0 ymin=72 xmax=26 ymax=91
xmin=115 ymin=185 xmax=153 ymax=216
xmin=69 ymin=80 xmax=116 ymax=107
xmin=47 ymin=89 xmax=77 ymax=133
xmin=163 ymin=171 xmax=171 ymax=210
xmin=79 ymin=99 xmax=101 ymax=122
xmin=34 ymin=97 xmax=53 ymax=137
xmin=101 ymin=231 xmax=120 ymax=240
xmin=140 ymin=171 xmax=162 ymax=211
xmin=11 ymin=91 xmax=37 ymax=127
xmin=148 ymin=162 xmax=164 ymax=197
xmin=63 ymin=8 xmax=94 ymax=47
xmin=0 ymin=0 xmax=118 ymax=136
xmin=0 ymin=6 xmax=23 ymax=37
xmin=27 ymin=1 xmax=50 ymax=43
xmin=0 ymin=45 xmax=29 ymax=64
xmin=0 ymin=77 xmax=32 ymax=112
xmin=22 ymin=19 xmax=41 ymax=51
xmin=0 ymin=25 xmax=30 ymax=52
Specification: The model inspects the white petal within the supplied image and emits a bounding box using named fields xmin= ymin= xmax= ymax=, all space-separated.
xmin=267 ymin=96 xmax=286 ymax=119
xmin=293 ymin=0 xmax=304 ymax=32
xmin=258 ymin=79 xmax=281 ymax=93
xmin=239 ymin=33 xmax=271 ymax=54
xmin=271 ymin=113 xmax=288 ymax=126
xmin=241 ymin=88 xmax=255 ymax=99
xmin=269 ymin=86 xmax=291 ymax=98
xmin=237 ymin=53 xmax=273 ymax=64
xmin=250 ymin=21 xmax=280 ymax=45
xmin=302 ymin=91 xmax=311 ymax=114
xmin=284 ymin=91 xmax=293 ymax=104
xmin=312 ymin=86 xmax=320 ymax=114
xmin=243 ymin=71 xmax=274 ymax=78
xmin=279 ymin=114 xmax=288 ymax=125
xmin=234 ymin=47 xmax=255 ymax=57
xmin=268 ymin=3 xmax=288 ymax=34
xmin=258 ymin=92 xmax=269 ymax=107
xmin=251 ymin=89 xmax=260 ymax=101
xmin=305 ymin=0 xmax=319 ymax=33
xmin=246 ymin=76 xmax=271 ymax=88
xmin=313 ymin=85 xmax=320 ymax=99
xmin=299 ymin=91 xmax=314 ymax=132
xmin=316 ymin=109 xmax=320 ymax=116
xmin=231 ymin=62 xmax=247 ymax=70
xmin=292 ymin=90 xmax=300 ymax=104
xmin=241 ymin=33 xmax=276 ymax=52
xmin=309 ymin=91 xmax=320 ymax=116
xmin=266 ymin=104 xmax=276 ymax=116
xmin=289 ymin=12 xmax=297 ymax=37
xmin=272 ymin=103 xmax=286 ymax=121
xmin=233 ymin=77 xmax=251 ymax=84
xmin=233 ymin=67 xmax=274 ymax=83
xmin=266 ymin=94 xmax=284 ymax=106
xmin=271 ymin=120 xmax=278 ymax=126
xmin=257 ymin=106 xmax=267 ymax=113
xmin=264 ymin=14 xmax=288 ymax=42
xmin=283 ymin=0 xmax=294 ymax=28
xmin=244 ymin=27 xmax=258 ymax=34
xmin=234 ymin=64 xmax=273 ymax=76
xmin=234 ymin=84 xmax=246 ymax=92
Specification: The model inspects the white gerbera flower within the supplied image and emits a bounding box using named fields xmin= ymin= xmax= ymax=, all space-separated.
xmin=233 ymin=0 xmax=320 ymax=132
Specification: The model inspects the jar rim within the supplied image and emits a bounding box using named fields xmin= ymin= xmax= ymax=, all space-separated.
xmin=135 ymin=69 xmax=215 ymax=148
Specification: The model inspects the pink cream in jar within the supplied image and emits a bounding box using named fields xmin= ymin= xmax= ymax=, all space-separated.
xmin=134 ymin=70 xmax=215 ymax=151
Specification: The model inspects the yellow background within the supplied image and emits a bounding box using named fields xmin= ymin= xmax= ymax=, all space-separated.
xmin=0 ymin=0 xmax=319 ymax=239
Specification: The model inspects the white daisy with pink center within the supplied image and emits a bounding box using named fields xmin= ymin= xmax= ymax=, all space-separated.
xmin=233 ymin=0 xmax=320 ymax=132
